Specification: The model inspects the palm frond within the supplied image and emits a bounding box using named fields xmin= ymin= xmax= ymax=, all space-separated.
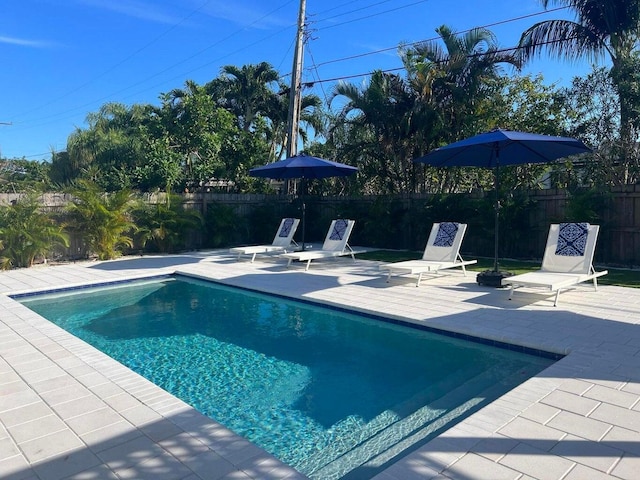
xmin=520 ymin=19 xmax=613 ymax=62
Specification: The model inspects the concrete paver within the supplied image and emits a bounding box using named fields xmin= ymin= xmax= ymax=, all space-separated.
xmin=1 ymin=252 xmax=639 ymax=479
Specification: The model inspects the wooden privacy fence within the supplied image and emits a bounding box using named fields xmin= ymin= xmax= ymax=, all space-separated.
xmin=1 ymin=186 xmax=639 ymax=267
xmin=517 ymin=186 xmax=640 ymax=267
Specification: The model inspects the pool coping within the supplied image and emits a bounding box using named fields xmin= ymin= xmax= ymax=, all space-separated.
xmin=1 ymin=252 xmax=640 ymax=480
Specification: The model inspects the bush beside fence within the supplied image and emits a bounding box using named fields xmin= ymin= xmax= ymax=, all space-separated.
xmin=1 ymin=186 xmax=638 ymax=267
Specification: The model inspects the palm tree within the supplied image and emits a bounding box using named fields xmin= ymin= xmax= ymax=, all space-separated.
xmin=65 ymin=180 xmax=136 ymax=260
xmin=133 ymin=194 xmax=203 ymax=253
xmin=395 ymin=25 xmax=522 ymax=193
xmin=519 ymin=0 xmax=640 ymax=183
xmin=330 ymin=26 xmax=519 ymax=193
xmin=218 ymin=62 xmax=280 ymax=132
xmin=402 ymin=25 xmax=521 ymax=140
xmin=331 ymin=71 xmax=420 ymax=193
xmin=0 ymin=194 xmax=69 ymax=269
xmin=266 ymin=83 xmax=322 ymax=160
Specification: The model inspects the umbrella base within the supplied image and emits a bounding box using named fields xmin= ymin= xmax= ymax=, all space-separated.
xmin=477 ymin=270 xmax=513 ymax=288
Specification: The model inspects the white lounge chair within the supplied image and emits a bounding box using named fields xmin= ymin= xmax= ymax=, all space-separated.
xmin=501 ymin=223 xmax=608 ymax=306
xmin=380 ymin=222 xmax=477 ymax=286
xmin=230 ymin=218 xmax=300 ymax=262
xmin=280 ymin=219 xmax=356 ymax=271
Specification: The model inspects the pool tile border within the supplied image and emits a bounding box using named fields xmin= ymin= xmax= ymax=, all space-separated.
xmin=10 ymin=270 xmax=564 ymax=361
xmin=179 ymin=271 xmax=565 ymax=361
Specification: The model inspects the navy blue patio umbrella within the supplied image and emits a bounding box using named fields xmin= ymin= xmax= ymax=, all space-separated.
xmin=249 ymin=154 xmax=358 ymax=248
xmin=413 ymin=129 xmax=591 ymax=286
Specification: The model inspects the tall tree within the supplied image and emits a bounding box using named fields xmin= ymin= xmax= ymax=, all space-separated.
xmin=66 ymin=102 xmax=153 ymax=190
xmin=266 ymin=83 xmax=322 ymax=161
xmin=214 ymin=64 xmax=322 ymax=162
xmin=159 ymin=81 xmax=236 ymax=190
xmin=217 ymin=62 xmax=280 ymax=132
xmin=331 ymin=71 xmax=420 ymax=194
xmin=559 ymin=66 xmax=627 ymax=186
xmin=402 ymin=25 xmax=521 ymax=142
xmin=519 ymin=0 xmax=640 ymax=183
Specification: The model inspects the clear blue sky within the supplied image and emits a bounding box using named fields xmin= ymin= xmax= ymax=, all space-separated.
xmin=1 ymin=0 xmax=601 ymax=161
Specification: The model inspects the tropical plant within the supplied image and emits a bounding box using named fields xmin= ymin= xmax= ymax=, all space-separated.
xmin=265 ymin=83 xmax=323 ymax=161
xmin=65 ymin=180 xmax=136 ymax=260
xmin=484 ymin=74 xmax=582 ymax=191
xmin=133 ymin=195 xmax=203 ymax=253
xmin=131 ymin=136 xmax=184 ymax=194
xmin=402 ymin=25 xmax=522 ymax=140
xmin=0 ymin=159 xmax=52 ymax=193
xmin=161 ymin=80 xmax=264 ymax=192
xmin=203 ymin=202 xmax=245 ymax=248
xmin=331 ymin=70 xmax=423 ymax=194
xmin=519 ymin=0 xmax=640 ymax=183
xmin=66 ymin=102 xmax=155 ymax=191
xmin=216 ymin=62 xmax=280 ymax=132
xmin=49 ymin=150 xmax=80 ymax=186
xmin=556 ymin=66 xmax=629 ymax=187
xmin=0 ymin=194 xmax=69 ymax=269
xmin=562 ymin=187 xmax=612 ymax=224
xmin=329 ymin=25 xmax=520 ymax=195
xmin=0 ymin=239 xmax=8 ymax=270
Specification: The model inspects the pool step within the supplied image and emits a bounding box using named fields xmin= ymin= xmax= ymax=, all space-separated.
xmin=294 ymin=364 xmax=480 ymax=476
xmin=300 ymin=365 xmax=530 ymax=479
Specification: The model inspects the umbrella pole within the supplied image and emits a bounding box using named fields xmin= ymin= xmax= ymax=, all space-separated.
xmin=302 ymin=200 xmax=306 ymax=250
xmin=494 ymin=160 xmax=500 ymax=272
xmin=478 ymin=149 xmax=512 ymax=287
xmin=301 ymin=178 xmax=307 ymax=250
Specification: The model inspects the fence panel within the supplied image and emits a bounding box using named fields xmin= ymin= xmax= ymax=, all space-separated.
xmin=1 ymin=188 xmax=639 ymax=266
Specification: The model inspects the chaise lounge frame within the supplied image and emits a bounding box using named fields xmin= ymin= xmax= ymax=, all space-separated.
xmin=502 ymin=223 xmax=608 ymax=306
xmin=380 ymin=222 xmax=477 ymax=287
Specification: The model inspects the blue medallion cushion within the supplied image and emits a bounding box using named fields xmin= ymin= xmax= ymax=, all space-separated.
xmin=555 ymin=222 xmax=589 ymax=256
xmin=329 ymin=219 xmax=349 ymax=241
xmin=433 ymin=222 xmax=459 ymax=247
xmin=279 ymin=218 xmax=295 ymax=238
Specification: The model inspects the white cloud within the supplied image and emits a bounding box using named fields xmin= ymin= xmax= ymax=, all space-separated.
xmin=199 ymin=0 xmax=292 ymax=29
xmin=72 ymin=0 xmax=291 ymax=30
xmin=75 ymin=0 xmax=183 ymax=25
xmin=0 ymin=35 xmax=54 ymax=48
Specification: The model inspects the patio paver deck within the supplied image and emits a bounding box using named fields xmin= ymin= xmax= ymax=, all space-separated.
xmin=1 ymin=251 xmax=639 ymax=479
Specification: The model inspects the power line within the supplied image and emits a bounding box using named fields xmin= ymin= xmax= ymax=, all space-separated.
xmin=14 ymin=3 xmax=561 ymax=127
xmin=291 ymin=5 xmax=571 ymax=89
xmin=25 ymin=38 xmax=578 ymax=161
xmin=13 ymin=0 xmax=433 ymax=129
xmin=311 ymin=6 xmax=568 ymax=69
xmin=10 ymin=0 xmax=298 ymax=127
xmin=8 ymin=3 xmax=579 ymax=158
xmin=14 ymin=0 xmax=216 ymax=121
xmin=314 ymin=0 xmax=432 ymax=31
xmin=305 ymin=44 xmax=330 ymax=104
xmin=302 ymin=35 xmax=582 ymax=87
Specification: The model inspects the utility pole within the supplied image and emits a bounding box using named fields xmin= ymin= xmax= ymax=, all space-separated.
xmin=286 ymin=0 xmax=306 ymax=160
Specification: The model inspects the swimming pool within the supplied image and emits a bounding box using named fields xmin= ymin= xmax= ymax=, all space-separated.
xmin=19 ymin=275 xmax=557 ymax=479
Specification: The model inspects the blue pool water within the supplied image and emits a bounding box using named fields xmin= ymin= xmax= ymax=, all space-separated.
xmin=19 ymin=276 xmax=556 ymax=479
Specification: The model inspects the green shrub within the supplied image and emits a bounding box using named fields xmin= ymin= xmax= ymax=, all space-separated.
xmin=133 ymin=195 xmax=203 ymax=253
xmin=0 ymin=194 xmax=69 ymax=269
xmin=204 ymin=202 xmax=245 ymax=248
xmin=65 ymin=180 xmax=136 ymax=260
